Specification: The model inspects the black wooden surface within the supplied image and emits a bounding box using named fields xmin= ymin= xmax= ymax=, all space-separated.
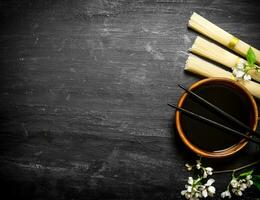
xmin=0 ymin=0 xmax=260 ymax=199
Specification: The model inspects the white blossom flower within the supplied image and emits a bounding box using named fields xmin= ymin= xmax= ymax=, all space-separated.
xmin=221 ymin=190 xmax=232 ymax=199
xmin=181 ymin=177 xmax=198 ymax=200
xmin=236 ymin=59 xmax=246 ymax=70
xmin=247 ymin=179 xmax=253 ymax=187
xmin=246 ymin=175 xmax=252 ymax=180
xmin=181 ymin=161 xmax=215 ymax=199
xmin=240 ymin=183 xmax=247 ymax=191
xmin=233 ymin=68 xmax=245 ymax=78
xmin=185 ymin=163 xmax=193 ymax=171
xmin=202 ymin=171 xmax=207 ymax=178
xmin=225 ymin=175 xmax=254 ymax=198
xmin=203 ymin=167 xmax=213 ymax=178
xmin=230 ymin=179 xmax=239 ymax=188
xmin=205 ymin=167 xmax=213 ymax=176
xmin=184 ymin=192 xmax=191 ymax=199
xmin=196 ymin=160 xmax=201 ymax=169
xmin=207 ymin=186 xmax=216 ymax=197
xmin=188 ymin=177 xmax=194 ymax=185
xmin=243 ymin=74 xmax=251 ymax=81
xmin=204 ymin=179 xmax=216 ymax=197
xmin=181 ymin=177 xmax=215 ymax=199
xmin=232 ymin=188 xmax=243 ymax=196
xmin=246 ymin=175 xmax=253 ymax=187
xmin=201 ymin=188 xmax=208 ymax=198
xmin=185 ymin=184 xmax=192 ymax=192
xmin=205 ymin=178 xmax=215 ymax=186
xmin=232 ymin=59 xmax=252 ymax=81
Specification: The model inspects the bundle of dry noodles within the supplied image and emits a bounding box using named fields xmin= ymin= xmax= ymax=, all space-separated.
xmin=188 ymin=12 xmax=260 ymax=65
xmin=185 ymin=55 xmax=260 ymax=99
xmin=190 ymin=36 xmax=260 ymax=83
xmin=185 ymin=13 xmax=260 ymax=98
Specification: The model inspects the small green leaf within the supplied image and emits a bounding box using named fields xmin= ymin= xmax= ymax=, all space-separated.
xmin=247 ymin=47 xmax=256 ymax=66
xmin=253 ymin=175 xmax=260 ymax=190
xmin=239 ymin=169 xmax=254 ymax=177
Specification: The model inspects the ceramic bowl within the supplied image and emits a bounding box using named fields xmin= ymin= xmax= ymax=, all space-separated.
xmin=175 ymin=78 xmax=258 ymax=158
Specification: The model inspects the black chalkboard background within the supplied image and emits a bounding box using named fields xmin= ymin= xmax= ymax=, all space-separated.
xmin=0 ymin=0 xmax=260 ymax=199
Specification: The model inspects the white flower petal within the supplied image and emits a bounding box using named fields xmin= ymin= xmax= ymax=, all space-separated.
xmin=236 ymin=62 xmax=245 ymax=70
xmin=187 ymin=186 xmax=192 ymax=193
xmin=237 ymin=65 xmax=244 ymax=70
xmin=196 ymin=163 xmax=201 ymax=169
xmin=236 ymin=59 xmax=246 ymax=70
xmin=196 ymin=160 xmax=201 ymax=169
xmin=237 ymin=190 xmax=243 ymax=196
xmin=236 ymin=70 xmax=245 ymax=78
xmin=205 ymin=178 xmax=215 ymax=186
xmin=238 ymin=179 xmax=244 ymax=184
xmin=181 ymin=190 xmax=187 ymax=196
xmin=246 ymin=180 xmax=253 ymax=187
xmin=185 ymin=164 xmax=193 ymax=171
xmin=188 ymin=177 xmax=193 ymax=185
xmin=231 ymin=179 xmax=238 ymax=188
xmin=221 ymin=190 xmax=231 ymax=199
xmin=243 ymin=74 xmax=251 ymax=81
xmin=226 ymin=191 xmax=231 ymax=199
xmin=197 ymin=185 xmax=205 ymax=191
xmin=205 ymin=167 xmax=213 ymax=173
xmin=208 ymin=186 xmax=216 ymax=194
xmin=232 ymin=68 xmax=238 ymax=76
xmin=202 ymin=189 xmax=208 ymax=198
xmin=221 ymin=191 xmax=226 ymax=198
xmin=246 ymin=175 xmax=252 ymax=180
xmin=240 ymin=183 xmax=247 ymax=191
xmin=185 ymin=192 xmax=191 ymax=199
xmin=203 ymin=171 xmax=207 ymax=178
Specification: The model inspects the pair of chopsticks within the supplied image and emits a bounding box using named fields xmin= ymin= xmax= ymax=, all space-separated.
xmin=168 ymin=84 xmax=260 ymax=145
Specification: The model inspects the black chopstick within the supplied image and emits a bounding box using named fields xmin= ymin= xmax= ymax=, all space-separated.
xmin=168 ymin=103 xmax=260 ymax=145
xmin=178 ymin=84 xmax=260 ymax=139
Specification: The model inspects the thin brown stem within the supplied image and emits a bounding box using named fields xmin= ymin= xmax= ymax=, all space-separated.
xmin=213 ymin=159 xmax=260 ymax=174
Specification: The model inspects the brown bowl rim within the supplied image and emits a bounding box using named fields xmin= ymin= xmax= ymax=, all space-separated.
xmin=175 ymin=78 xmax=258 ymax=158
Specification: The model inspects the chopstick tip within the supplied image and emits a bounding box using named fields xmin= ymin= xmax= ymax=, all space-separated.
xmin=167 ymin=103 xmax=178 ymax=109
xmin=178 ymin=84 xmax=188 ymax=91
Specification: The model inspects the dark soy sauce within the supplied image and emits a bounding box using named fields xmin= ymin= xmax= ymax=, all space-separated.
xmin=180 ymin=84 xmax=252 ymax=152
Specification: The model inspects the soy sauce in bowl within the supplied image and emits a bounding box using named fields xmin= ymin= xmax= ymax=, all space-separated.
xmin=175 ymin=78 xmax=258 ymax=158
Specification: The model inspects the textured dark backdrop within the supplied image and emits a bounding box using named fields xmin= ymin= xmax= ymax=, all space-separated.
xmin=0 ymin=0 xmax=260 ymax=199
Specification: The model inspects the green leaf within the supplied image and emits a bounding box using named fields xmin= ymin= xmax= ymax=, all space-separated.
xmin=247 ymin=47 xmax=256 ymax=66
xmin=253 ymin=175 xmax=260 ymax=190
xmin=254 ymin=182 xmax=260 ymax=190
xmin=239 ymin=169 xmax=254 ymax=177
xmin=253 ymin=175 xmax=260 ymax=181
